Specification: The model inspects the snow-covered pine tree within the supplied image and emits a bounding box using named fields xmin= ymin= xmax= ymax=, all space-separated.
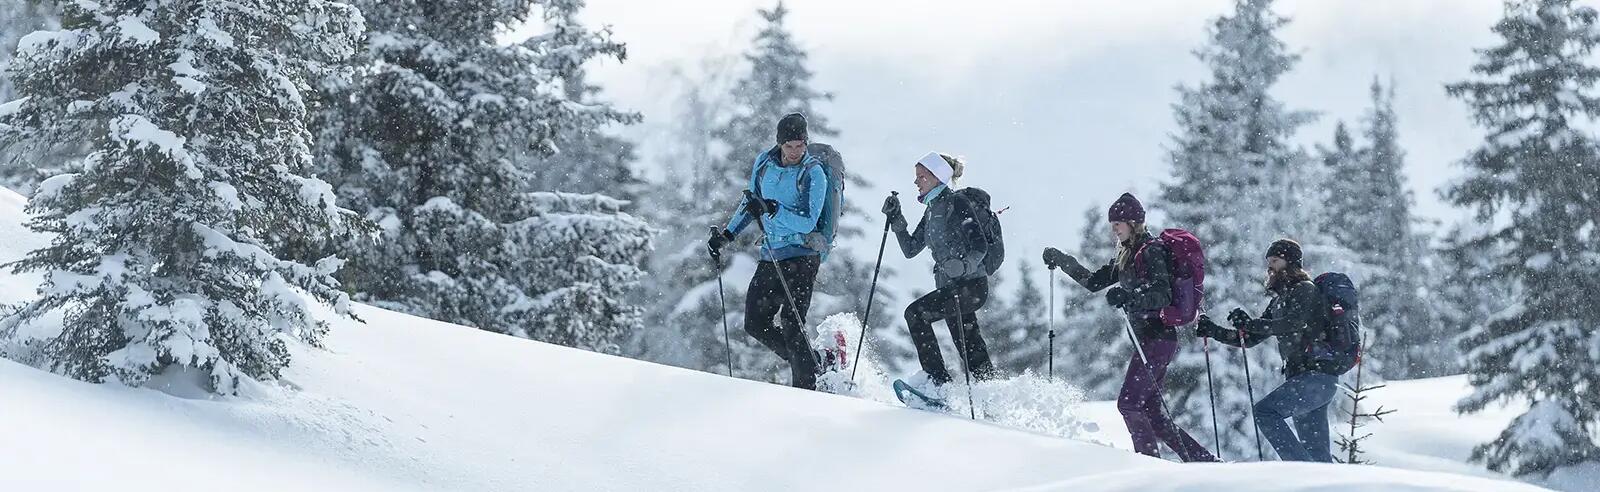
xmin=983 ymin=259 xmax=1047 ymax=377
xmin=1158 ymin=0 xmax=1322 ymax=459
xmin=1316 ymin=119 xmax=1400 ymax=462
xmin=0 ymin=0 xmax=57 ymax=104
xmin=1054 ymin=204 xmax=1133 ymax=400
xmin=630 ymin=65 xmax=739 ymax=369
xmin=1318 ymin=122 xmax=1363 ymax=239
xmin=525 ymin=67 xmax=645 ymax=205
xmin=1358 ymin=81 xmax=1442 ymax=379
xmin=1317 ymin=80 xmax=1445 ymax=379
xmin=0 ymin=1 xmax=68 ymax=193
xmin=315 ymin=0 xmax=652 ymax=352
xmin=0 ymin=0 xmax=364 ymax=394
xmin=1445 ymin=0 xmax=1600 ymax=478
xmin=638 ymin=2 xmax=901 ymax=381
xmin=1435 ymin=223 xmax=1513 ymax=371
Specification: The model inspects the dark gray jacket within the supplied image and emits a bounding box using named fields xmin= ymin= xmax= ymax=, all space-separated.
xmin=1061 ymin=232 xmax=1175 ymax=339
xmin=893 ymin=188 xmax=988 ymax=288
xmin=1212 ymin=280 xmax=1330 ymax=376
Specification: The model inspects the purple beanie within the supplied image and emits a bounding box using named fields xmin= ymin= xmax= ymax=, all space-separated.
xmin=1108 ymin=193 xmax=1145 ymax=224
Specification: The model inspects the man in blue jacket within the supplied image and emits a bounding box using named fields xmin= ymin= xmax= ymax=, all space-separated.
xmin=708 ymin=113 xmax=833 ymax=390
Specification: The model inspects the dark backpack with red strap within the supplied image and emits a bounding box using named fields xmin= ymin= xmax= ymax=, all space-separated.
xmin=1134 ymin=229 xmax=1206 ymax=327
xmin=1311 ymin=272 xmax=1362 ymax=375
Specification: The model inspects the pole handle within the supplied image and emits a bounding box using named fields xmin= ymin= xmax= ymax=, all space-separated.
xmin=707 ymin=225 xmax=722 ymax=261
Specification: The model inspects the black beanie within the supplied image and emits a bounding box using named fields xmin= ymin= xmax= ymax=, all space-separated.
xmin=776 ymin=112 xmax=808 ymax=143
xmin=1265 ymin=239 xmax=1303 ymax=266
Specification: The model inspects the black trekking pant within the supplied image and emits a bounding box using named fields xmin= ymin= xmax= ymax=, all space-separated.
xmin=904 ymin=277 xmax=994 ymax=385
xmin=744 ymin=255 xmax=821 ymax=389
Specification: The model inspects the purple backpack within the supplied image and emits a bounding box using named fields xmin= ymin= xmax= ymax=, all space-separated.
xmin=1134 ymin=229 xmax=1206 ymax=327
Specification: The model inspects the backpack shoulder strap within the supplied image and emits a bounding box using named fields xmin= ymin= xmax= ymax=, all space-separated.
xmin=949 ymin=189 xmax=983 ymax=221
xmin=1132 ymin=235 xmax=1172 ymax=278
xmin=796 ymin=157 xmax=823 ymax=194
xmin=945 ymin=190 xmax=989 ymax=240
xmin=1133 ymin=234 xmax=1156 ymax=262
xmin=753 ymin=150 xmax=775 ymax=197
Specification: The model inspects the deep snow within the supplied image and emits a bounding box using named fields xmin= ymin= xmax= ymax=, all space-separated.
xmin=0 ymin=187 xmax=1565 ymax=491
xmin=1073 ymin=376 xmax=1596 ymax=491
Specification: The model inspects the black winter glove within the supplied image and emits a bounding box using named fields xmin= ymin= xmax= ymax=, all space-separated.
xmin=882 ymin=193 xmax=907 ymax=230
xmin=741 ymin=195 xmax=781 ymax=218
xmin=1105 ymin=286 xmax=1132 ymax=309
xmin=1042 ymin=247 xmax=1074 ymax=271
xmin=1195 ymin=315 xmax=1226 ymax=339
xmin=707 ymin=228 xmax=735 ymax=259
xmin=1226 ymin=308 xmax=1252 ymax=329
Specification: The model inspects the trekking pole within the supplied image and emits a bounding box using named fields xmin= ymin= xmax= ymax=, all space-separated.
xmin=709 ymin=227 xmax=734 ymax=377
xmin=850 ymin=191 xmax=898 ymax=384
xmin=954 ymin=292 xmax=978 ymax=420
xmin=743 ymin=191 xmax=807 ymax=330
xmin=1048 ymin=268 xmax=1056 ymax=383
xmin=1237 ymin=325 xmax=1263 ymax=460
xmin=1126 ymin=317 xmax=1179 ymax=446
xmin=1124 ymin=319 xmax=1149 ymax=365
xmin=1202 ymin=334 xmax=1221 ymax=459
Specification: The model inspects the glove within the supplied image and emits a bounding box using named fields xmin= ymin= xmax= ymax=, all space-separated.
xmin=937 ymin=258 xmax=968 ymax=278
xmin=1042 ymin=247 xmax=1074 ymax=271
xmin=741 ymin=196 xmax=780 ymax=218
xmin=1242 ymin=321 xmax=1270 ymax=335
xmin=1195 ymin=315 xmax=1225 ymax=339
xmin=707 ymin=228 xmax=734 ymax=259
xmin=882 ymin=194 xmax=907 ymax=230
xmin=1226 ymin=308 xmax=1252 ymax=328
xmin=1105 ymin=286 xmax=1131 ymax=309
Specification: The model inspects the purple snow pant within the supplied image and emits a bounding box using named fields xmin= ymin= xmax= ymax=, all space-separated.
xmin=1117 ymin=325 xmax=1217 ymax=462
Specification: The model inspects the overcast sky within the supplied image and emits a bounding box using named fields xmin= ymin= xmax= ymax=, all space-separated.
xmin=533 ymin=0 xmax=1518 ymax=290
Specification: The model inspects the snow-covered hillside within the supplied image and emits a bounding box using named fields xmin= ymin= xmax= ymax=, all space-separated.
xmin=0 ymin=187 xmax=1558 ymax=491
xmin=1074 ymin=375 xmax=1597 ymax=491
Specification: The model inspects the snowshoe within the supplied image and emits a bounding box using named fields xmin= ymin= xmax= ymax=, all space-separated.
xmin=813 ymin=325 xmax=849 ymax=374
xmin=893 ymin=378 xmax=948 ymax=410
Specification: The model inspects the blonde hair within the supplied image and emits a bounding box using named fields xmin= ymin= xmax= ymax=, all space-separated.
xmin=1115 ymin=222 xmax=1150 ymax=270
xmin=939 ymin=153 xmax=965 ymax=183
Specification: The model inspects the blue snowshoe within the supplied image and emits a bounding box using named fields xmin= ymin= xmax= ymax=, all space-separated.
xmin=893 ymin=379 xmax=947 ymax=410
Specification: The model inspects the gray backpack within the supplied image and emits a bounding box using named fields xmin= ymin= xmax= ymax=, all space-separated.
xmin=951 ymin=187 xmax=1005 ymax=276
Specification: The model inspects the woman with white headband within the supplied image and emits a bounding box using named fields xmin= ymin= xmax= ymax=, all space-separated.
xmin=881 ymin=151 xmax=1002 ymax=401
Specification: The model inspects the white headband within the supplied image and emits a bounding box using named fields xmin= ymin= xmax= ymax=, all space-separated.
xmin=917 ymin=151 xmax=954 ymax=186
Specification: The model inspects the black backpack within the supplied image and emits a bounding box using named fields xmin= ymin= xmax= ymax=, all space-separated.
xmin=950 ymin=187 xmax=1005 ymax=276
xmin=1311 ymin=272 xmax=1362 ymax=375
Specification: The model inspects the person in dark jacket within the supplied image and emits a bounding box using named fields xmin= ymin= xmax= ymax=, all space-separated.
xmin=1196 ymin=238 xmax=1336 ymax=462
xmin=707 ymin=113 xmax=836 ymax=390
xmin=881 ymin=152 xmax=994 ymax=390
xmin=1042 ymin=193 xmax=1216 ymax=462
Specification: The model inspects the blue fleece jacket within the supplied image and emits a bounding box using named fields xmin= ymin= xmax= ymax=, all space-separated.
xmin=725 ymin=147 xmax=829 ymax=261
